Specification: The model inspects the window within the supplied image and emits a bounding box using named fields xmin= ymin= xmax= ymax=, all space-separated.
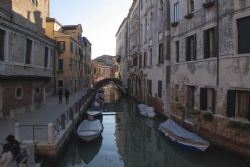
xmin=15 ymin=87 xmax=23 ymax=100
xmin=158 ymin=81 xmax=162 ymax=98
xmin=58 ymin=80 xmax=63 ymax=88
xmin=0 ymin=29 xmax=5 ymax=61
xmin=35 ymin=86 xmax=40 ymax=95
xmin=133 ymin=56 xmax=138 ymax=66
xmin=94 ymin=68 xmax=97 ymax=74
xmin=25 ymin=39 xmax=32 ymax=64
xmin=44 ymin=47 xmax=49 ymax=67
xmin=148 ymin=80 xmax=152 ymax=95
xmin=70 ymin=42 xmax=73 ymax=52
xmin=200 ymin=88 xmax=216 ymax=113
xmin=174 ymin=2 xmax=179 ymax=22
xmin=187 ymin=0 xmax=194 ymax=13
xmin=175 ymin=41 xmax=179 ymax=63
xmin=58 ymin=59 xmax=63 ymax=71
xmin=186 ymin=86 xmax=195 ymax=118
xmin=227 ymin=90 xmax=250 ymax=120
xmin=237 ymin=16 xmax=250 ymax=54
xmin=139 ymin=54 xmax=142 ymax=68
xmin=174 ymin=84 xmax=179 ymax=101
xmin=57 ymin=41 xmax=65 ymax=52
xmin=204 ymin=27 xmax=216 ymax=58
xmin=150 ymin=48 xmax=153 ymax=66
xmin=186 ymin=35 xmax=196 ymax=61
xmin=144 ymin=52 xmax=147 ymax=67
xmin=158 ymin=43 xmax=164 ymax=64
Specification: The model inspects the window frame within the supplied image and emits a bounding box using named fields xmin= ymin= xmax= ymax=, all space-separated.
xmin=174 ymin=2 xmax=179 ymax=22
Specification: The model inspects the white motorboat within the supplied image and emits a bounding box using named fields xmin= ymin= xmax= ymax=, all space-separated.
xmin=77 ymin=120 xmax=103 ymax=142
xmin=159 ymin=119 xmax=210 ymax=152
xmin=137 ymin=104 xmax=156 ymax=118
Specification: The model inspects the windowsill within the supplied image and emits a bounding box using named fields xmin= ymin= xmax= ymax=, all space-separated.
xmin=157 ymin=63 xmax=164 ymax=66
xmin=184 ymin=13 xmax=194 ymax=19
xmin=171 ymin=21 xmax=179 ymax=27
xmin=203 ymin=1 xmax=215 ymax=9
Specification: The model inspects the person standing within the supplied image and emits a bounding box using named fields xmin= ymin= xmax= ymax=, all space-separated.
xmin=58 ymin=88 xmax=63 ymax=104
xmin=65 ymin=88 xmax=70 ymax=104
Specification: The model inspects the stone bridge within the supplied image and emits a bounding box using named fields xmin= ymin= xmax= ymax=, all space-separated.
xmin=93 ymin=78 xmax=127 ymax=94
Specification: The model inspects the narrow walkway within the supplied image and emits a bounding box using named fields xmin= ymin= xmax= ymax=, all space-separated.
xmin=0 ymin=89 xmax=87 ymax=146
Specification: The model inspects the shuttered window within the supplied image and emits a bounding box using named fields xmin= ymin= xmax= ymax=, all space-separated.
xmin=227 ymin=90 xmax=236 ymax=117
xmin=200 ymin=88 xmax=208 ymax=110
xmin=148 ymin=80 xmax=152 ymax=95
xmin=158 ymin=81 xmax=162 ymax=98
xmin=186 ymin=35 xmax=196 ymax=61
xmin=44 ymin=47 xmax=49 ymax=67
xmin=58 ymin=59 xmax=64 ymax=71
xmin=0 ymin=29 xmax=5 ymax=61
xmin=25 ymin=39 xmax=32 ymax=64
xmin=237 ymin=16 xmax=250 ymax=54
xmin=204 ymin=27 xmax=216 ymax=59
xmin=176 ymin=41 xmax=179 ymax=63
xmin=159 ymin=43 xmax=164 ymax=64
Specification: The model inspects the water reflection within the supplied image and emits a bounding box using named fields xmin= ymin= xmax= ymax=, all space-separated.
xmin=55 ymin=86 xmax=249 ymax=167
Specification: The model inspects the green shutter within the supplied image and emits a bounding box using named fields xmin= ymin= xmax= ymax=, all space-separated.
xmin=227 ymin=90 xmax=236 ymax=117
xmin=200 ymin=88 xmax=207 ymax=110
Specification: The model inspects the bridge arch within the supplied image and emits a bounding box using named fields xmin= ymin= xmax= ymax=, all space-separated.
xmin=93 ymin=78 xmax=126 ymax=94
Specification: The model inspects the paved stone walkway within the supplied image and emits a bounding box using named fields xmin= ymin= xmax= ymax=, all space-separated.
xmin=0 ymin=89 xmax=87 ymax=149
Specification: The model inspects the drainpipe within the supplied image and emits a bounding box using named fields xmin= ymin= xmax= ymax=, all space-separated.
xmin=216 ymin=0 xmax=220 ymax=86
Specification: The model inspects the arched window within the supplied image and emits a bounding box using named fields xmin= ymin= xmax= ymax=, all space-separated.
xmin=188 ymin=0 xmax=194 ymax=13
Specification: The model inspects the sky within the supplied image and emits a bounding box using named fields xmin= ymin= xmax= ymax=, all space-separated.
xmin=50 ymin=0 xmax=132 ymax=59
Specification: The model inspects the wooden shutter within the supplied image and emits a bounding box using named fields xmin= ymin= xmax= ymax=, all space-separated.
xmin=186 ymin=38 xmax=190 ymax=61
xmin=227 ymin=90 xmax=236 ymax=117
xmin=193 ymin=35 xmax=197 ymax=60
xmin=212 ymin=89 xmax=216 ymax=113
xmin=248 ymin=92 xmax=250 ymax=121
xmin=237 ymin=16 xmax=250 ymax=54
xmin=204 ymin=30 xmax=209 ymax=59
xmin=0 ymin=29 xmax=5 ymax=61
xmin=200 ymin=88 xmax=207 ymax=110
xmin=25 ymin=39 xmax=32 ymax=64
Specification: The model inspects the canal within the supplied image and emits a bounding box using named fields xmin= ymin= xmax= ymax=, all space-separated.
xmin=51 ymin=85 xmax=249 ymax=167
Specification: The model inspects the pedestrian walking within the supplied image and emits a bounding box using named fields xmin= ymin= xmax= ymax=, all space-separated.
xmin=65 ymin=88 xmax=70 ymax=104
xmin=0 ymin=144 xmax=17 ymax=167
xmin=58 ymin=88 xmax=63 ymax=104
xmin=5 ymin=135 xmax=20 ymax=158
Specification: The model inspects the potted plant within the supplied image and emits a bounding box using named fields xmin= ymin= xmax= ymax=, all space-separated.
xmin=203 ymin=0 xmax=215 ymax=9
xmin=171 ymin=21 xmax=179 ymax=27
xmin=184 ymin=13 xmax=194 ymax=19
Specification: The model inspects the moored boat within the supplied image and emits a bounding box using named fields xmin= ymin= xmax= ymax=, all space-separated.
xmin=137 ymin=104 xmax=156 ymax=118
xmin=87 ymin=106 xmax=103 ymax=120
xmin=159 ymin=119 xmax=210 ymax=152
xmin=77 ymin=120 xmax=103 ymax=142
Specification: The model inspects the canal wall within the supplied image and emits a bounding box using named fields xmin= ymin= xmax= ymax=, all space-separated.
xmin=15 ymin=88 xmax=96 ymax=159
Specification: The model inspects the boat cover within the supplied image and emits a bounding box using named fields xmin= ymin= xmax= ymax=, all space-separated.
xmin=78 ymin=120 xmax=101 ymax=132
xmin=159 ymin=119 xmax=206 ymax=142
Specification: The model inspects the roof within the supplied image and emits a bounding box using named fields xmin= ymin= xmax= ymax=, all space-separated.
xmin=82 ymin=37 xmax=92 ymax=45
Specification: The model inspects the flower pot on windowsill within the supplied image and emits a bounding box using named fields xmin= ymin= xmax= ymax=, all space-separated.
xmin=203 ymin=1 xmax=215 ymax=9
xmin=171 ymin=21 xmax=179 ymax=27
xmin=190 ymin=108 xmax=200 ymax=115
xmin=184 ymin=13 xmax=194 ymax=19
xmin=202 ymin=111 xmax=214 ymax=121
xmin=228 ymin=119 xmax=250 ymax=130
xmin=57 ymin=70 xmax=64 ymax=74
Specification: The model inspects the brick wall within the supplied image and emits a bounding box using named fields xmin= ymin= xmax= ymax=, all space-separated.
xmin=2 ymin=80 xmax=45 ymax=117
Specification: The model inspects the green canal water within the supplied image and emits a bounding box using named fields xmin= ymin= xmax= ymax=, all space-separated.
xmin=52 ymin=87 xmax=249 ymax=167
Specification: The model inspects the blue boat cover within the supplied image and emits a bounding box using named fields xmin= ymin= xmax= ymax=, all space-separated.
xmin=159 ymin=119 xmax=206 ymax=142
